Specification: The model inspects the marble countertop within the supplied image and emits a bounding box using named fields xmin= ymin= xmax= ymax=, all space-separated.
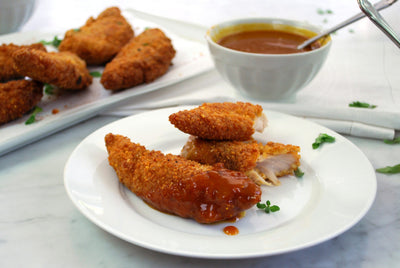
xmin=1 ymin=0 xmax=399 ymax=267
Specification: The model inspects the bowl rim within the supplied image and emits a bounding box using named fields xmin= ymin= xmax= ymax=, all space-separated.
xmin=205 ymin=17 xmax=332 ymax=57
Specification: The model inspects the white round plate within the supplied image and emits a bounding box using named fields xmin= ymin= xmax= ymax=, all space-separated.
xmin=64 ymin=106 xmax=376 ymax=259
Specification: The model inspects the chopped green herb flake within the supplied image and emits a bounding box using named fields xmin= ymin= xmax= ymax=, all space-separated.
xmin=312 ymin=133 xmax=335 ymax=149
xmin=349 ymin=101 xmax=377 ymax=109
xmin=44 ymin=83 xmax=55 ymax=95
xmin=142 ymin=43 xmax=150 ymax=46
xmin=294 ymin=168 xmax=304 ymax=178
xmin=384 ymin=137 xmax=400 ymax=144
xmin=256 ymin=203 xmax=266 ymax=209
xmin=256 ymin=200 xmax=280 ymax=214
xmin=270 ymin=205 xmax=280 ymax=212
xmin=89 ymin=71 xmax=102 ymax=77
xmin=73 ymin=28 xmax=80 ymax=32
xmin=376 ymin=164 xmax=400 ymax=174
xmin=317 ymin=8 xmax=325 ymax=15
xmin=25 ymin=106 xmax=43 ymax=125
xmin=40 ymin=36 xmax=62 ymax=48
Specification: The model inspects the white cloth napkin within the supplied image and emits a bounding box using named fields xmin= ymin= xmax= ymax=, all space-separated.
xmin=103 ymin=9 xmax=400 ymax=140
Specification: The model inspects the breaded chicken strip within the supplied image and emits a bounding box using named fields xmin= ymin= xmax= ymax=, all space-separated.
xmin=181 ymin=136 xmax=301 ymax=186
xmin=0 ymin=79 xmax=43 ymax=125
xmin=0 ymin=43 xmax=46 ymax=82
xmin=12 ymin=48 xmax=92 ymax=90
xmin=105 ymin=133 xmax=261 ymax=224
xmin=169 ymin=102 xmax=268 ymax=141
xmin=101 ymin=28 xmax=176 ymax=90
xmin=58 ymin=7 xmax=134 ymax=65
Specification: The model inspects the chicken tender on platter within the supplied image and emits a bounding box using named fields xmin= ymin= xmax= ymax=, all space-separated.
xmin=12 ymin=48 xmax=92 ymax=90
xmin=105 ymin=133 xmax=261 ymax=224
xmin=0 ymin=79 xmax=43 ymax=125
xmin=181 ymin=136 xmax=301 ymax=186
xmin=58 ymin=7 xmax=134 ymax=65
xmin=0 ymin=43 xmax=46 ymax=82
xmin=169 ymin=102 xmax=268 ymax=141
xmin=101 ymin=28 xmax=176 ymax=90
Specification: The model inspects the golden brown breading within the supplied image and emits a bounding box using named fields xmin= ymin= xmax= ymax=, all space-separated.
xmin=0 ymin=43 xmax=46 ymax=82
xmin=169 ymin=102 xmax=267 ymax=141
xmin=0 ymin=79 xmax=43 ymax=125
xmin=181 ymin=136 xmax=301 ymax=186
xmin=58 ymin=7 xmax=134 ymax=65
xmin=105 ymin=133 xmax=261 ymax=224
xmin=181 ymin=135 xmax=260 ymax=172
xmin=12 ymin=48 xmax=92 ymax=90
xmin=101 ymin=28 xmax=176 ymax=90
xmin=257 ymin=141 xmax=301 ymax=178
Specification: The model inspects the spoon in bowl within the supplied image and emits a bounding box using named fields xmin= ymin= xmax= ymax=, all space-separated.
xmin=297 ymin=0 xmax=397 ymax=50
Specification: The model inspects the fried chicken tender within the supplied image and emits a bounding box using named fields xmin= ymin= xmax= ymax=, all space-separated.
xmin=0 ymin=79 xmax=43 ymax=125
xmin=105 ymin=133 xmax=261 ymax=224
xmin=101 ymin=28 xmax=176 ymax=90
xmin=58 ymin=7 xmax=134 ymax=65
xmin=169 ymin=102 xmax=268 ymax=141
xmin=0 ymin=43 xmax=46 ymax=82
xmin=12 ymin=48 xmax=92 ymax=90
xmin=181 ymin=136 xmax=301 ymax=186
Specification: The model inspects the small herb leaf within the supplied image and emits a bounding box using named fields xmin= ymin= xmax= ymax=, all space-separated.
xmin=294 ymin=168 xmax=304 ymax=178
xmin=25 ymin=106 xmax=43 ymax=125
xmin=256 ymin=200 xmax=280 ymax=214
xmin=40 ymin=36 xmax=62 ymax=48
xmin=312 ymin=133 xmax=335 ymax=149
xmin=89 ymin=71 xmax=102 ymax=78
xmin=349 ymin=101 xmax=377 ymax=109
xmin=270 ymin=205 xmax=280 ymax=212
xmin=256 ymin=202 xmax=266 ymax=209
xmin=376 ymin=164 xmax=400 ymax=174
xmin=44 ymin=83 xmax=55 ymax=95
xmin=383 ymin=137 xmax=400 ymax=144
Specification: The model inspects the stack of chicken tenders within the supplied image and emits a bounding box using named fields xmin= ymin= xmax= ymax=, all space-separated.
xmin=170 ymin=102 xmax=302 ymax=186
xmin=105 ymin=102 xmax=302 ymax=224
xmin=0 ymin=6 xmax=176 ymax=125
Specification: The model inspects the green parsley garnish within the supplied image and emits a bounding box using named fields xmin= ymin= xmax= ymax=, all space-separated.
xmin=383 ymin=137 xmax=400 ymax=144
xmin=317 ymin=8 xmax=334 ymax=15
xmin=349 ymin=101 xmax=377 ymax=109
xmin=257 ymin=201 xmax=280 ymax=213
xmin=142 ymin=43 xmax=150 ymax=46
xmin=376 ymin=164 xmax=400 ymax=174
xmin=25 ymin=106 xmax=43 ymax=125
xmin=256 ymin=200 xmax=280 ymax=214
xmin=73 ymin=28 xmax=80 ymax=32
xmin=294 ymin=168 xmax=304 ymax=178
xmin=312 ymin=133 xmax=335 ymax=149
xmin=44 ymin=83 xmax=55 ymax=95
xmin=89 ymin=71 xmax=102 ymax=78
xmin=40 ymin=36 xmax=62 ymax=48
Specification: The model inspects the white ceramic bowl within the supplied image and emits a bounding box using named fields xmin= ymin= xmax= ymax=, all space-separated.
xmin=0 ymin=0 xmax=36 ymax=35
xmin=206 ymin=18 xmax=332 ymax=101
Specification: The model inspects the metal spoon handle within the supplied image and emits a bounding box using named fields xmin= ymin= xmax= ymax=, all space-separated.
xmin=358 ymin=0 xmax=400 ymax=48
xmin=297 ymin=0 xmax=397 ymax=49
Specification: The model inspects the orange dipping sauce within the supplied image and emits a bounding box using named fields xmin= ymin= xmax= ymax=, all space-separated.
xmin=218 ymin=30 xmax=320 ymax=54
xmin=223 ymin=225 xmax=239 ymax=236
